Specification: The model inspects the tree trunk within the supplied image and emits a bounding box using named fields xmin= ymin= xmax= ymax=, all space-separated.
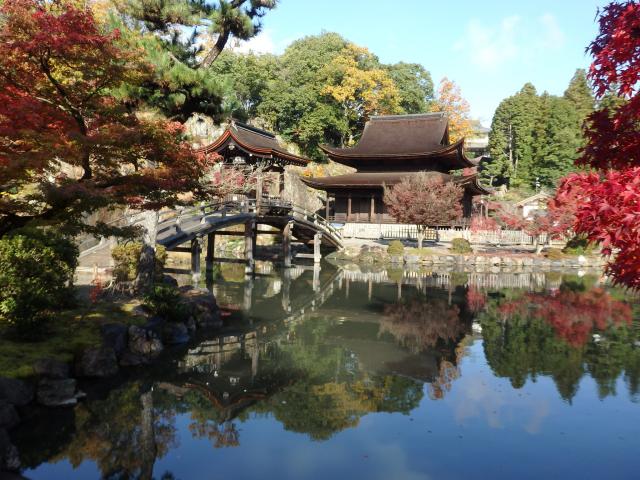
xmin=139 ymin=390 xmax=156 ymax=480
xmin=534 ymin=235 xmax=544 ymax=254
xmin=201 ymin=30 xmax=230 ymax=68
xmin=135 ymin=210 xmax=159 ymax=294
xmin=417 ymin=229 xmax=424 ymax=250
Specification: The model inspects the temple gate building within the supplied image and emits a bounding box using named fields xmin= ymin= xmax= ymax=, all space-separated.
xmin=301 ymin=113 xmax=491 ymax=224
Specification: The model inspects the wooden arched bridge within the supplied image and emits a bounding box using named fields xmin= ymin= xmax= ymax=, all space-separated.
xmin=155 ymin=197 xmax=343 ymax=277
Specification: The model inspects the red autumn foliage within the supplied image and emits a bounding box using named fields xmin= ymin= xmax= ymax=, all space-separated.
xmin=498 ymin=287 xmax=632 ymax=348
xmin=0 ymin=0 xmax=222 ymax=237
xmin=556 ymin=1 xmax=640 ymax=288
xmin=383 ymin=173 xmax=463 ymax=247
xmin=466 ymin=286 xmax=487 ymax=313
xmin=469 ymin=215 xmax=499 ymax=233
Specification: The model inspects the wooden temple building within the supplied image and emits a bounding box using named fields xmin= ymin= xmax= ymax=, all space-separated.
xmin=301 ymin=113 xmax=491 ymax=224
xmin=198 ymin=120 xmax=309 ymax=195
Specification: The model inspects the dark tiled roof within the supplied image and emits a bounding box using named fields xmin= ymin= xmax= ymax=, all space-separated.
xmin=198 ymin=120 xmax=310 ymax=166
xmin=301 ymin=171 xmax=492 ymax=195
xmin=321 ymin=113 xmax=449 ymax=157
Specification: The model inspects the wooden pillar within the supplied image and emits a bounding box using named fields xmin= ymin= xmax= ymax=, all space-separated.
xmin=191 ymin=238 xmax=201 ymax=283
xmin=347 ymin=195 xmax=352 ymax=222
xmin=370 ymin=194 xmax=375 ymax=223
xmin=279 ymin=169 xmax=285 ymax=194
xmin=313 ymin=263 xmax=321 ymax=292
xmin=368 ymin=278 xmax=372 ymax=302
xmin=282 ymin=220 xmax=293 ymax=268
xmin=281 ymin=268 xmax=291 ymax=313
xmin=325 ymin=194 xmax=330 ymax=220
xmin=243 ymin=275 xmax=253 ymax=312
xmin=313 ymin=232 xmax=322 ymax=264
xmin=206 ymin=233 xmax=215 ymax=271
xmin=244 ymin=219 xmax=255 ymax=274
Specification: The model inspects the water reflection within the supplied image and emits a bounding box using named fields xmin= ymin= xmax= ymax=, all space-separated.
xmin=15 ymin=264 xmax=640 ymax=479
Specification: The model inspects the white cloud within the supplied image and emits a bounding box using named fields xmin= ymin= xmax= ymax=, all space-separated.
xmin=230 ymin=29 xmax=276 ymax=55
xmin=453 ymin=14 xmax=565 ymax=71
xmin=539 ymin=13 xmax=565 ymax=48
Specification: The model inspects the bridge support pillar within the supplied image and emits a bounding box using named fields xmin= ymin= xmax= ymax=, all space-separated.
xmin=243 ymin=275 xmax=253 ymax=313
xmin=313 ymin=263 xmax=321 ymax=292
xmin=206 ymin=233 xmax=215 ymax=270
xmin=313 ymin=232 xmax=322 ymax=264
xmin=191 ymin=238 xmax=202 ymax=284
xmin=281 ymin=268 xmax=291 ymax=313
xmin=282 ymin=221 xmax=293 ymax=268
xmin=244 ymin=219 xmax=255 ymax=274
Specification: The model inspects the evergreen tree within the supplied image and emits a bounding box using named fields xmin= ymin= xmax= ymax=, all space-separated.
xmin=563 ymin=68 xmax=595 ymax=121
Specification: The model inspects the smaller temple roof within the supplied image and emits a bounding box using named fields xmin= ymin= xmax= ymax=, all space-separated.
xmin=198 ymin=120 xmax=310 ymax=166
xmin=301 ymin=171 xmax=492 ymax=196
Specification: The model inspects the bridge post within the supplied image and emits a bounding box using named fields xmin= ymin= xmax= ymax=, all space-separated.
xmin=282 ymin=220 xmax=293 ymax=268
xmin=191 ymin=238 xmax=202 ymax=284
xmin=243 ymin=275 xmax=253 ymax=313
xmin=244 ymin=219 xmax=255 ymax=274
xmin=313 ymin=263 xmax=321 ymax=292
xmin=205 ymin=233 xmax=215 ymax=276
xmin=281 ymin=268 xmax=291 ymax=313
xmin=313 ymin=232 xmax=322 ymax=264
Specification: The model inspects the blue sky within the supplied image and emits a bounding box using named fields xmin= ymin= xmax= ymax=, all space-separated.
xmin=234 ymin=0 xmax=609 ymax=126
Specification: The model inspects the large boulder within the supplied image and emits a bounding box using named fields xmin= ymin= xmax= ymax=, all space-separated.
xmin=0 ymin=401 xmax=19 ymax=430
xmin=75 ymin=347 xmax=119 ymax=378
xmin=181 ymin=288 xmax=222 ymax=329
xmin=163 ymin=322 xmax=190 ymax=345
xmin=0 ymin=378 xmax=34 ymax=407
xmin=36 ymin=378 xmax=83 ymax=407
xmin=33 ymin=358 xmax=70 ymax=379
xmin=100 ymin=323 xmax=129 ymax=357
xmin=0 ymin=429 xmax=20 ymax=472
xmin=128 ymin=326 xmax=164 ymax=357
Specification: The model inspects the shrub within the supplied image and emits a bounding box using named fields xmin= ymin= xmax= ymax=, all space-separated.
xmin=143 ymin=285 xmax=190 ymax=322
xmin=112 ymin=243 xmax=167 ymax=283
xmin=387 ymin=240 xmax=405 ymax=256
xmin=405 ymin=247 xmax=434 ymax=257
xmin=0 ymin=229 xmax=78 ymax=338
xmin=545 ymin=248 xmax=565 ymax=260
xmin=450 ymin=237 xmax=472 ymax=254
xmin=562 ymin=235 xmax=596 ymax=256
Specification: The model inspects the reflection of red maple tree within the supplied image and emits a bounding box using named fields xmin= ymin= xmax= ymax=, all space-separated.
xmin=380 ymin=298 xmax=464 ymax=353
xmin=466 ymin=287 xmax=487 ymax=313
xmin=498 ymin=288 xmax=632 ymax=347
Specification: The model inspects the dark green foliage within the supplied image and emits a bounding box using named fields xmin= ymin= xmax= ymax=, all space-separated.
xmin=0 ymin=229 xmax=78 ymax=338
xmin=450 ymin=237 xmax=472 ymax=254
xmin=484 ymin=70 xmax=595 ymax=189
xmin=387 ymin=240 xmax=405 ymax=256
xmin=545 ymin=247 xmax=565 ymax=260
xmin=143 ymin=285 xmax=190 ymax=322
xmin=563 ymin=235 xmax=596 ymax=256
xmin=112 ymin=243 xmax=167 ymax=283
xmin=386 ymin=62 xmax=434 ymax=113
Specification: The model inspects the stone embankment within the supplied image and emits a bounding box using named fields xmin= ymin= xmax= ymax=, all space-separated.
xmin=0 ymin=278 xmax=221 ymax=472
xmin=330 ymin=244 xmax=607 ymax=271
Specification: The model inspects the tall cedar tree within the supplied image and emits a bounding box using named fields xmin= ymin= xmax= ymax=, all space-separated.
xmin=557 ymin=1 xmax=640 ymax=289
xmin=384 ymin=173 xmax=463 ymax=249
xmin=110 ymin=0 xmax=276 ymax=121
xmin=0 ymin=0 xmax=219 ymax=237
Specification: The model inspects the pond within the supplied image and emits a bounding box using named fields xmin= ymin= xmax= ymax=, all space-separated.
xmin=15 ymin=263 xmax=640 ymax=479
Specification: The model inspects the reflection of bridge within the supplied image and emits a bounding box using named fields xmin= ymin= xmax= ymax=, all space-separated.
xmin=157 ymin=198 xmax=342 ymax=277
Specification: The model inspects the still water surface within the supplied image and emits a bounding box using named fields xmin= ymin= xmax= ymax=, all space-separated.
xmin=18 ymin=264 xmax=640 ymax=479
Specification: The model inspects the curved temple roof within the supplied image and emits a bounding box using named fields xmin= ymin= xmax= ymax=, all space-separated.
xmin=198 ymin=121 xmax=310 ymax=167
xmin=319 ymin=113 xmax=478 ymax=170
xmin=301 ymin=171 xmax=492 ymax=196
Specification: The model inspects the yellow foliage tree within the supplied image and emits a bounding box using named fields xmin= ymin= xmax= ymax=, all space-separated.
xmin=430 ymin=77 xmax=473 ymax=143
xmin=322 ymin=44 xmax=401 ymax=141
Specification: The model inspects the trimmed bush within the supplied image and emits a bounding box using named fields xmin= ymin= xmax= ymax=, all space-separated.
xmin=143 ymin=285 xmax=190 ymax=322
xmin=387 ymin=240 xmax=405 ymax=256
xmin=563 ymin=235 xmax=596 ymax=256
xmin=450 ymin=237 xmax=472 ymax=254
xmin=545 ymin=248 xmax=565 ymax=260
xmin=0 ymin=229 xmax=78 ymax=338
xmin=112 ymin=243 xmax=167 ymax=283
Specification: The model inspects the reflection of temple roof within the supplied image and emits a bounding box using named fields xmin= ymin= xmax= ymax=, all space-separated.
xmin=197 ymin=120 xmax=310 ymax=166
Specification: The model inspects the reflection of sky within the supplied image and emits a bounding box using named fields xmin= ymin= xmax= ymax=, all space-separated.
xmin=147 ymin=339 xmax=640 ymax=480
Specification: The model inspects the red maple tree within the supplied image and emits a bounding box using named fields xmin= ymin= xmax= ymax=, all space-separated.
xmin=0 ymin=0 xmax=220 ymax=237
xmin=383 ymin=173 xmax=463 ymax=248
xmin=556 ymin=1 xmax=640 ymax=288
